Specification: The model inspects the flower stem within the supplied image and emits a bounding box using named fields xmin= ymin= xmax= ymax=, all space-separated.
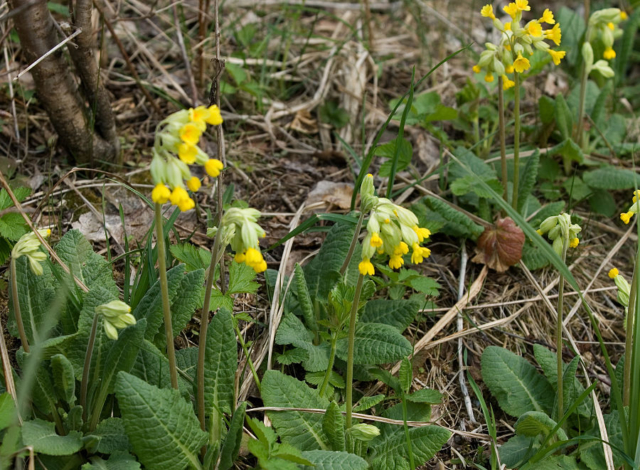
xmin=10 ymin=258 xmax=30 ymax=353
xmin=340 ymin=211 xmax=365 ymax=276
xmin=80 ymin=313 xmax=99 ymax=423
xmin=345 ymin=273 xmax=364 ymax=429
xmin=319 ymin=331 xmax=338 ymax=397
xmin=574 ymin=59 xmax=589 ymax=154
xmin=497 ymin=77 xmax=508 ymax=204
xmin=155 ymin=204 xmax=178 ymax=389
xmin=556 ymin=240 xmax=568 ymax=422
xmin=511 ymin=72 xmax=521 ymax=211
xmin=234 ymin=322 xmax=261 ymax=392
xmin=623 ymin=264 xmax=637 ymax=407
xmin=197 ymin=229 xmax=223 ymax=432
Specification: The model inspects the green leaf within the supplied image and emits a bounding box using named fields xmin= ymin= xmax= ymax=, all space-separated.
xmin=450 ymin=147 xmax=496 ymax=180
xmin=556 ymin=7 xmax=585 ymax=65
xmin=169 ymin=243 xmax=211 ymax=271
xmin=580 ymin=411 xmax=625 ymax=469
xmin=262 ymin=370 xmax=329 ymax=451
xmin=131 ymin=340 xmax=192 ymax=396
xmin=0 ymin=187 xmax=30 ymax=211
xmin=554 ymin=94 xmax=573 ymax=140
xmin=115 ymin=372 xmax=207 ymax=470
xmin=583 ymin=166 xmax=640 ymax=190
xmin=82 ymin=452 xmax=141 ymax=470
xmin=319 ymin=101 xmax=350 ymax=129
xmin=399 ymin=358 xmax=412 ymax=394
xmin=175 ymin=347 xmax=198 ymax=383
xmin=450 ymin=175 xmax=503 ymax=199
xmin=354 ymin=394 xmax=385 ymax=412
xmin=0 ymin=393 xmax=16 ymax=431
xmin=304 ymin=223 xmax=353 ymax=300
xmin=0 ymin=213 xmax=28 ymax=240
xmin=276 ymin=348 xmax=308 ymax=365
xmin=360 ymin=299 xmax=420 ymax=332
xmin=538 ymin=96 xmax=555 ymax=125
xmin=51 ymin=354 xmax=75 ymax=405
xmin=422 ymin=197 xmax=484 ymax=239
xmin=527 ymin=201 xmax=565 ymax=229
xmin=294 ymin=264 xmax=316 ymax=331
xmin=89 ymin=418 xmax=132 ymax=455
xmin=204 ymin=309 xmax=236 ymax=415
xmin=336 ymin=323 xmax=413 ymax=365
xmin=517 ymin=152 xmax=539 ymax=214
xmin=22 ymin=419 xmax=83 ymax=456
xmin=408 ymin=277 xmax=441 ymax=297
xmin=499 ymin=435 xmax=537 ymax=469
xmin=522 ymin=242 xmax=550 ymax=271
xmin=562 ymin=176 xmax=591 ymax=202
xmin=219 ymin=402 xmax=247 ymax=470
xmin=375 ymin=138 xmax=413 ymax=177
xmin=551 ymin=139 xmax=583 ymax=164
xmin=168 ymin=268 xmax=205 ymax=339
xmin=300 ymin=450 xmax=369 ymax=470
xmin=515 ymin=411 xmax=567 ymax=440
xmin=322 ymin=402 xmax=346 ymax=452
xmin=406 ymin=388 xmax=443 ymax=404
xmin=227 ymin=261 xmax=259 ymax=295
xmin=481 ymin=346 xmax=554 ymax=417
xmin=370 ymin=425 xmax=451 ymax=470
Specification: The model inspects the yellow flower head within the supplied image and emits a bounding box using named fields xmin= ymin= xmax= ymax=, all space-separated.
xmin=506 ymin=65 xmax=514 ymax=73
xmin=178 ymin=143 xmax=198 ymax=164
xmin=540 ymin=9 xmax=555 ymax=24
xmin=609 ymin=268 xmax=619 ymax=279
xmin=569 ymin=237 xmax=579 ymax=248
xmin=504 ymin=2 xmax=518 ymax=19
xmin=503 ymin=76 xmax=515 ymax=89
xmin=205 ymin=159 xmax=224 ymax=177
xmin=505 ymin=22 xmax=512 ymax=31
xmin=473 ymin=65 xmax=482 ymax=73
xmin=621 ymin=11 xmax=628 ymax=21
xmin=186 ymin=177 xmax=201 ymax=193
xmin=536 ymin=229 xmax=544 ymax=235
xmin=169 ymin=186 xmax=189 ymax=206
xmin=206 ymin=105 xmax=223 ymax=126
xmin=410 ymin=243 xmax=431 ymax=264
xmin=548 ymin=49 xmax=566 ymax=65
xmin=177 ymin=197 xmax=195 ymax=212
xmin=515 ymin=0 xmax=530 ymax=11
xmin=485 ymin=73 xmax=495 ymax=83
xmin=604 ymin=47 xmax=616 ymax=60
xmin=527 ymin=20 xmax=543 ymax=37
xmin=370 ymin=232 xmax=383 ymax=247
xmin=481 ymin=4 xmax=495 ymax=19
xmin=189 ymin=106 xmax=210 ymax=131
xmin=545 ymin=23 xmax=562 ymax=46
xmin=607 ymin=22 xmax=615 ymax=30
xmin=514 ymin=54 xmax=531 ymax=73
xmin=413 ymin=226 xmax=431 ymax=243
xmin=235 ymin=252 xmax=246 ymax=263
xmin=151 ymin=183 xmax=171 ymax=204
xmin=179 ymin=123 xmax=202 ymax=146
xmin=359 ymin=259 xmax=375 ymax=276
xmin=395 ymin=242 xmax=409 ymax=255
xmin=389 ymin=255 xmax=404 ymax=270
xmin=633 ymin=190 xmax=640 ymax=203
xmin=621 ymin=212 xmax=634 ymax=224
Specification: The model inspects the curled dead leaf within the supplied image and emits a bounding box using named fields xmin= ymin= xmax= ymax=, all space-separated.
xmin=472 ymin=217 xmax=525 ymax=272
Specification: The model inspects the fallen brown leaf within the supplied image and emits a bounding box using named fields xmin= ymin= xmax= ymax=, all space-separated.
xmin=472 ymin=217 xmax=525 ymax=272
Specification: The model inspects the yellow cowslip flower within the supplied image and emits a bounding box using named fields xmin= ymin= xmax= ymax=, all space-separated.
xmin=481 ymin=4 xmax=495 ymax=19
xmin=186 ymin=177 xmax=201 ymax=192
xmin=189 ymin=106 xmax=211 ymax=131
xmin=504 ymin=2 xmax=518 ymax=19
xmin=359 ymin=259 xmax=375 ymax=276
xmin=633 ymin=190 xmax=640 ymax=203
xmin=221 ymin=207 xmax=268 ymax=273
xmin=389 ymin=255 xmax=403 ymax=269
xmin=548 ymin=49 xmax=566 ymax=65
xmin=569 ymin=238 xmax=579 ymax=248
xmin=395 ymin=242 xmax=409 ymax=255
xmin=515 ymin=0 xmax=530 ymax=11
xmin=178 ymin=143 xmax=198 ymax=164
xmin=169 ymin=186 xmax=189 ymax=206
xmin=604 ymin=47 xmax=616 ymax=60
xmin=485 ymin=73 xmax=495 ymax=83
xmin=205 ymin=159 xmax=224 ymax=177
xmin=621 ymin=11 xmax=628 ymax=20
xmin=609 ymin=268 xmax=619 ymax=279
xmin=540 ymin=9 xmax=555 ymax=24
xmin=621 ymin=212 xmax=634 ymax=224
xmin=205 ymin=105 xmax=223 ymax=126
xmin=506 ymin=65 xmax=514 ymax=73
xmin=545 ymin=24 xmax=562 ymax=46
xmin=245 ymin=247 xmax=267 ymax=273
xmin=413 ymin=226 xmax=431 ymax=243
xmin=179 ymin=123 xmax=202 ymax=146
xmin=536 ymin=229 xmax=544 ymax=235
xmin=514 ymin=54 xmax=530 ymax=73
xmin=177 ymin=198 xmax=195 ymax=212
xmin=410 ymin=244 xmax=431 ymax=264
xmin=151 ymin=183 xmax=171 ymax=204
xmin=607 ymin=22 xmax=615 ymax=30
xmin=502 ymin=76 xmax=515 ymax=89
xmin=234 ymin=252 xmax=246 ymax=263
xmin=370 ymin=233 xmax=383 ymax=247
xmin=505 ymin=22 xmax=512 ymax=31
xmin=473 ymin=65 xmax=481 ymax=73
xmin=527 ymin=21 xmax=542 ymax=37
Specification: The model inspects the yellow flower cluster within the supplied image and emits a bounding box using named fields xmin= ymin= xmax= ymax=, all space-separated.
xmin=608 ymin=267 xmax=630 ymax=311
xmin=620 ymin=190 xmax=640 ymax=225
xmin=150 ymin=105 xmax=224 ymax=212
xmin=475 ymin=1 xmax=564 ymax=89
xmin=358 ymin=175 xmax=431 ymax=276
xmin=536 ymin=212 xmax=581 ymax=256
xmin=589 ymin=9 xmax=626 ymax=61
xmin=221 ymin=208 xmax=268 ymax=273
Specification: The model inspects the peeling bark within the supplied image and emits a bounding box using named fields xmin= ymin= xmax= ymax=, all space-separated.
xmin=9 ymin=0 xmax=117 ymax=163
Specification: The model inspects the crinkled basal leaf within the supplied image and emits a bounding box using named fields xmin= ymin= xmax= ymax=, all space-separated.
xmin=204 ymin=309 xmax=236 ymax=415
xmin=515 ymin=411 xmax=567 ymax=440
xmin=51 ymin=354 xmax=75 ymax=405
xmin=131 ymin=340 xmax=192 ymax=397
xmin=517 ymin=152 xmax=539 ymax=214
xmin=583 ymin=166 xmax=640 ymax=190
xmin=423 ymin=197 xmax=484 ymax=240
xmin=406 ymin=388 xmax=443 ymax=404
xmin=371 ymin=401 xmax=432 ymax=450
xmin=101 ymin=319 xmax=147 ymax=396
xmin=219 ymin=402 xmax=247 ymax=470
xmin=304 ymin=223 xmax=353 ymax=300
xmin=300 ymin=450 xmax=368 ymax=470
xmin=450 ymin=174 xmax=503 ymax=199
xmin=375 ymin=137 xmax=413 ymax=177
xmin=8 ymin=255 xmax=55 ymax=344
xmin=499 ymin=434 xmax=537 ymax=468
xmin=82 ymin=452 xmax=142 ymax=470
xmin=336 ymin=323 xmax=412 ymax=365
xmin=481 ymin=346 xmax=554 ymax=417
xmin=0 ymin=393 xmax=16 ymax=431
xmin=115 ymin=372 xmax=207 ymax=470
xmin=89 ymin=418 xmax=132 ymax=455
xmin=22 ymin=419 xmax=83 ymax=456
xmin=158 ymin=268 xmax=205 ymax=342
xmin=370 ymin=425 xmax=450 ymax=470
xmin=294 ymin=264 xmax=316 ymax=331
xmin=360 ymin=299 xmax=420 ymax=332
xmin=275 ymin=313 xmax=329 ymax=371
xmin=262 ymin=370 xmax=329 ymax=451
xmin=322 ymin=402 xmax=345 ymax=452
xmin=132 ymin=265 xmax=184 ymax=341
xmin=450 ymin=146 xmax=496 ymax=181
xmin=580 ymin=411 xmax=625 ymax=470
xmin=175 ymin=347 xmax=198 ymax=383
xmin=353 ymin=394 xmax=385 ymax=412
xmin=276 ymin=348 xmax=309 ymax=365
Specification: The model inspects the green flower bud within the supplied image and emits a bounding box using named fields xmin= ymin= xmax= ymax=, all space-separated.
xmin=12 ymin=229 xmax=51 ymax=276
xmin=552 ymin=236 xmax=563 ymax=256
xmin=601 ymin=26 xmax=614 ymax=48
xmin=493 ymin=57 xmax=506 ymax=76
xmin=592 ymin=60 xmax=615 ymax=78
xmin=360 ymin=174 xmax=377 ymax=212
xmin=539 ymin=216 xmax=558 ymax=234
xmin=590 ymin=8 xmax=621 ymax=26
xmin=348 ymin=424 xmax=380 ymax=442
xmin=96 ymin=300 xmax=135 ymax=341
xmin=614 ymin=274 xmax=630 ymax=307
xmin=582 ymin=42 xmax=594 ymax=71
xmin=492 ymin=18 xmax=504 ymax=32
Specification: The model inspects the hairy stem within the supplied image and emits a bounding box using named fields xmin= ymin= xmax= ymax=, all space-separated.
xmin=80 ymin=313 xmax=99 ymax=423
xmin=10 ymin=258 xmax=30 ymax=353
xmin=319 ymin=331 xmax=338 ymax=397
xmin=511 ymin=72 xmax=521 ymax=211
xmin=346 ymin=274 xmax=364 ymax=428
xmin=340 ymin=211 xmax=365 ymax=276
xmin=556 ymin=240 xmax=568 ymax=422
xmin=498 ymin=77 xmax=508 ymax=204
xmin=155 ymin=204 xmax=178 ymax=389
xmin=623 ymin=264 xmax=637 ymax=407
